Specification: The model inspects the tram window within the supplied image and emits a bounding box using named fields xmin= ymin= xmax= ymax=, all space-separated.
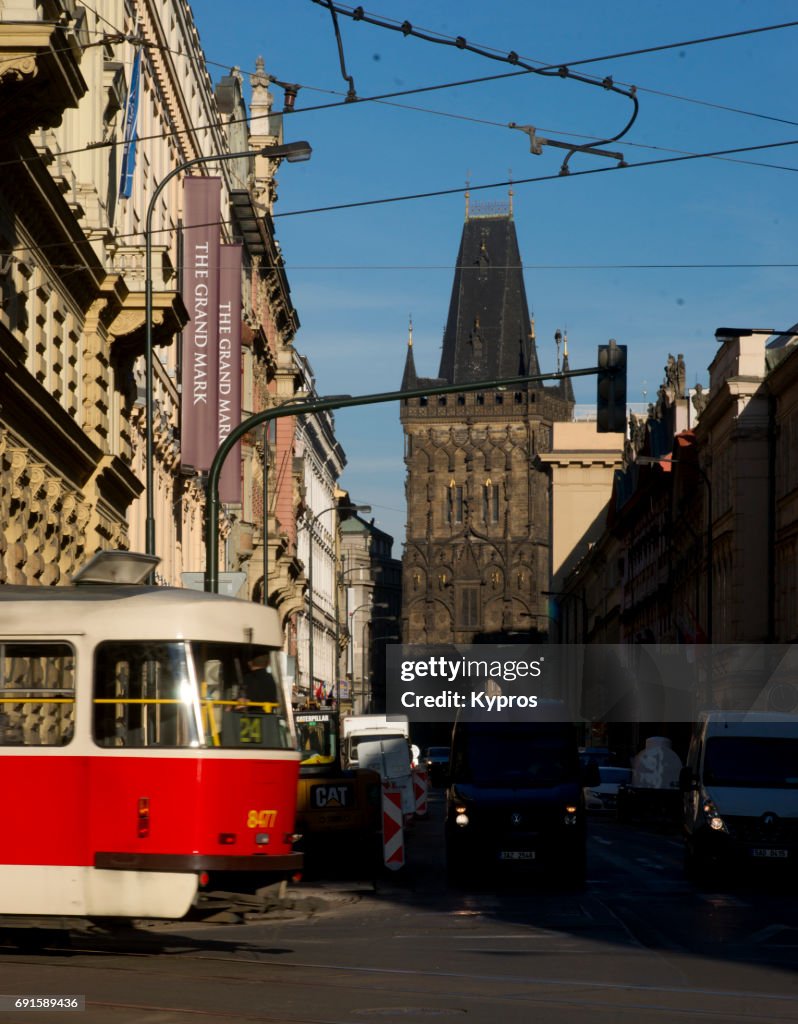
xmin=192 ymin=642 xmax=293 ymax=750
xmin=93 ymin=642 xmax=199 ymax=749
xmin=0 ymin=642 xmax=75 ymax=746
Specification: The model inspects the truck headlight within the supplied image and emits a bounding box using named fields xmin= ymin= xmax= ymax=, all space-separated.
xmin=702 ymin=799 xmax=728 ymax=833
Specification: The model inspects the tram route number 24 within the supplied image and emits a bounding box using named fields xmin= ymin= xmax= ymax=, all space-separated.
xmin=247 ymin=809 xmax=277 ymax=828
xmin=237 ymin=714 xmax=264 ymax=744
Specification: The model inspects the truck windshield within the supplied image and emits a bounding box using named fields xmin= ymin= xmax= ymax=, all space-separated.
xmin=296 ymin=713 xmax=337 ymax=765
xmin=350 ymin=732 xmax=406 ymax=761
xmin=703 ymin=737 xmax=798 ymax=788
xmin=453 ymin=726 xmax=579 ymax=787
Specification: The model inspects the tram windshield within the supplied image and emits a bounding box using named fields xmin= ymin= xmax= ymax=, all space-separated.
xmin=93 ymin=641 xmax=292 ymax=749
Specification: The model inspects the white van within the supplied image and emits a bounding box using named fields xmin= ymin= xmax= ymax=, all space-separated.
xmin=680 ymin=712 xmax=798 ymax=877
xmin=357 ymin=736 xmax=415 ymax=820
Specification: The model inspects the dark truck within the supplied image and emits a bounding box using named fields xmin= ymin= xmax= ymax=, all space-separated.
xmin=445 ymin=719 xmax=595 ymax=884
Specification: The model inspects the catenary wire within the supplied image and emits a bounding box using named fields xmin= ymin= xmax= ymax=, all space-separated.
xmin=272 ymin=138 xmax=798 ymax=218
xmin=1 ymin=134 xmax=796 ymax=262
xmin=1 ymin=21 xmax=795 ymax=171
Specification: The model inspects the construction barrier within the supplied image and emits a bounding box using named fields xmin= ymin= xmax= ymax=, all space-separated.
xmin=412 ymin=768 xmax=428 ymax=818
xmin=382 ymin=785 xmax=405 ymax=870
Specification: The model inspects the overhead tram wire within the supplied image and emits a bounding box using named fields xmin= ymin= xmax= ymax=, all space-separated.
xmin=534 ymin=19 xmax=798 ymax=71
xmin=312 ymin=0 xmax=640 ymax=173
xmin=3 ymin=10 xmax=796 ymax=137
xmin=1 ymin=23 xmax=796 ymax=169
xmin=7 ymin=258 xmax=798 ymax=275
xmin=272 ymin=137 xmax=798 ymax=219
xmin=2 ymin=134 xmax=797 ymax=264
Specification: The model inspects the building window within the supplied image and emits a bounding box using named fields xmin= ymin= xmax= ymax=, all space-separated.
xmin=483 ymin=482 xmax=500 ymax=523
xmin=458 ymin=587 xmax=480 ymax=628
xmin=445 ymin=484 xmax=463 ymax=524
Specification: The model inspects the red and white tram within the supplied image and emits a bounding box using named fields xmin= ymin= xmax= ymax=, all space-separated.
xmin=0 ymin=551 xmax=302 ymax=920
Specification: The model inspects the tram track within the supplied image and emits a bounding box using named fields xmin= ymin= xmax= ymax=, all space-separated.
xmin=2 ymin=940 xmax=798 ymax=1023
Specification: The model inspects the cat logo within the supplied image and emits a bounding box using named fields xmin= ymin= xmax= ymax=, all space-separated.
xmin=310 ymin=783 xmax=354 ymax=809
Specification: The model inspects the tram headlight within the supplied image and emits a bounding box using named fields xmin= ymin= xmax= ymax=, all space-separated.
xmin=255 ymin=833 xmax=270 ymax=845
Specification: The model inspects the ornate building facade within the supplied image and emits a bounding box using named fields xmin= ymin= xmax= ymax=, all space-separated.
xmin=400 ymin=202 xmax=574 ymax=644
xmin=0 ymin=0 xmax=311 ymax=649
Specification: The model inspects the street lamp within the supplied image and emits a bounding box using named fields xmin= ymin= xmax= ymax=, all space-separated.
xmin=334 ymin=553 xmax=380 ymax=710
xmin=349 ymin=600 xmax=388 ymax=712
xmin=362 ymin=614 xmax=397 ymax=714
xmin=301 ymin=502 xmax=370 ymax=703
xmin=143 ymin=140 xmax=312 ymax=560
xmin=715 ymin=327 xmax=796 ymax=342
xmin=260 ymin=391 xmax=348 ymax=607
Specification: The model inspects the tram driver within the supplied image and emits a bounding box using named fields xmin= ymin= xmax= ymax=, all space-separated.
xmin=237 ymin=655 xmax=279 ymax=712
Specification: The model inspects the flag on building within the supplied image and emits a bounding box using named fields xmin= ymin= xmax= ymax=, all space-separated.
xmin=119 ymin=48 xmax=142 ymax=200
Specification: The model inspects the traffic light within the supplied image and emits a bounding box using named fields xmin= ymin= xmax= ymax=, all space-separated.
xmin=596 ymin=340 xmax=627 ymax=433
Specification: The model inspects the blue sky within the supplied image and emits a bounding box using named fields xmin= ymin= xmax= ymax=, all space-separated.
xmin=191 ymin=0 xmax=798 ymax=549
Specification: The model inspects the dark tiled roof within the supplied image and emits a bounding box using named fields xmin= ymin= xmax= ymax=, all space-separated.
xmin=437 ymin=214 xmax=540 ymax=385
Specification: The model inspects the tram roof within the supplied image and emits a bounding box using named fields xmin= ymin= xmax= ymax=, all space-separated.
xmin=0 ymin=585 xmax=282 ymax=645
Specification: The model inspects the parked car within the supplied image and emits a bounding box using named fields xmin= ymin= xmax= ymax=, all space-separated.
xmin=422 ymin=746 xmax=451 ymax=785
xmin=584 ymin=766 xmax=633 ymax=812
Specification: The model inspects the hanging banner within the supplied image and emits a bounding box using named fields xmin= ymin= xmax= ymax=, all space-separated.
xmin=181 ymin=177 xmax=221 ymax=470
xmin=218 ymin=244 xmax=243 ymax=503
xmin=118 ymin=48 xmax=141 ymax=199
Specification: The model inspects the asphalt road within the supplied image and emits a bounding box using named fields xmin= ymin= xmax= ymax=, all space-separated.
xmin=1 ymin=793 xmax=798 ymax=1023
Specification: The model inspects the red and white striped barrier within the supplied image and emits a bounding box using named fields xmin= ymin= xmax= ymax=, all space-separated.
xmin=412 ymin=768 xmax=428 ymax=817
xmin=382 ymin=786 xmax=405 ymax=871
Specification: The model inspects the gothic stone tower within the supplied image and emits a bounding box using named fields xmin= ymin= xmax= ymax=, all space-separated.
xmin=400 ymin=202 xmax=574 ymax=644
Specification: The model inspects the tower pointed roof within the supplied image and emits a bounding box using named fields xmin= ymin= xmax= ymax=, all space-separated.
xmin=437 ymin=207 xmax=540 ymax=385
xmin=560 ymin=330 xmax=575 ymax=403
xmin=401 ymin=316 xmax=418 ymax=390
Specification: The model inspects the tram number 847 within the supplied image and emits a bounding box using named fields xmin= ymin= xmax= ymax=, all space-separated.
xmin=247 ymin=809 xmax=277 ymax=828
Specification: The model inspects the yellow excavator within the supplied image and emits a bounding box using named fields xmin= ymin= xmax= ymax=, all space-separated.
xmin=294 ymin=705 xmax=382 ymax=876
